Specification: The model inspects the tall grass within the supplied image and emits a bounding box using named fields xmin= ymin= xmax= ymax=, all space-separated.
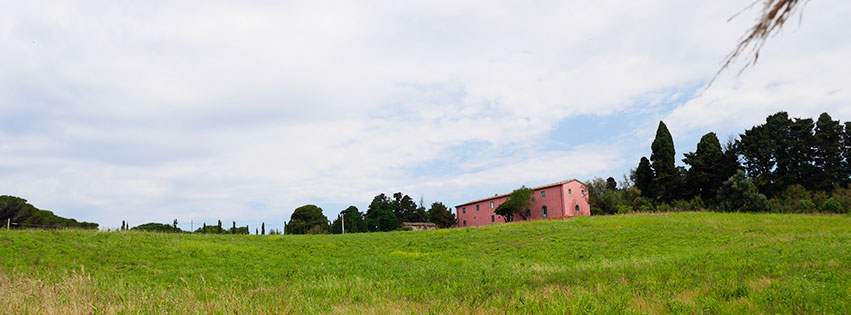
xmin=1 ymin=212 xmax=849 ymax=314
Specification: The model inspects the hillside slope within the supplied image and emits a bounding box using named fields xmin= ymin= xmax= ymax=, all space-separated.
xmin=1 ymin=212 xmax=849 ymax=314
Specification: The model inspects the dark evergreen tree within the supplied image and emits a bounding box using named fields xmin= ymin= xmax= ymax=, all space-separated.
xmin=606 ymin=177 xmax=617 ymax=191
xmin=285 ymin=205 xmax=330 ymax=234
xmin=813 ymin=113 xmax=844 ymax=191
xmin=427 ymin=202 xmax=456 ymax=228
xmin=330 ymin=206 xmax=366 ymax=234
xmin=365 ymin=194 xmax=398 ymax=232
xmin=683 ymin=132 xmax=728 ymax=203
xmin=738 ymin=122 xmax=774 ymax=193
xmin=217 ymin=220 xmax=222 ymax=229
xmin=787 ymin=118 xmax=817 ymax=190
xmin=173 ymin=219 xmax=178 ymax=229
xmin=391 ymin=192 xmax=426 ymax=223
xmin=650 ymin=121 xmax=682 ymax=202
xmin=261 ymin=222 xmax=265 ymax=235
xmin=632 ymin=157 xmax=654 ymax=197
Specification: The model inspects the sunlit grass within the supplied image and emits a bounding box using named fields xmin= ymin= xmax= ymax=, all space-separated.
xmin=1 ymin=212 xmax=850 ymax=314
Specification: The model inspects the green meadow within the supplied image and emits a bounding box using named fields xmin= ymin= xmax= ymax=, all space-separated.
xmin=1 ymin=212 xmax=850 ymax=314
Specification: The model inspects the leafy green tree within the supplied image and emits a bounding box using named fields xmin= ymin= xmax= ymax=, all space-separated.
xmin=632 ymin=157 xmax=654 ymax=198
xmin=683 ymin=132 xmax=729 ymax=204
xmin=494 ymin=186 xmax=534 ymax=221
xmin=427 ymin=202 xmax=456 ymax=228
xmin=391 ymin=192 xmax=426 ymax=223
xmin=331 ymin=206 xmax=366 ymax=234
xmin=365 ymin=194 xmax=399 ymax=232
xmin=285 ymin=205 xmax=329 ymax=235
xmin=587 ymin=178 xmax=625 ymax=215
xmin=650 ymin=121 xmax=683 ymax=202
xmin=813 ymin=113 xmax=844 ymax=191
xmin=716 ymin=171 xmax=769 ymax=212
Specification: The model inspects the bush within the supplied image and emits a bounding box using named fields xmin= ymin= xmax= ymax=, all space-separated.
xmin=796 ymin=200 xmax=816 ymax=213
xmin=716 ymin=171 xmax=769 ymax=212
xmin=812 ymin=191 xmax=829 ymax=209
xmin=820 ymin=198 xmax=844 ymax=214
xmin=832 ymin=186 xmax=851 ymax=212
xmin=768 ymin=198 xmax=787 ymax=213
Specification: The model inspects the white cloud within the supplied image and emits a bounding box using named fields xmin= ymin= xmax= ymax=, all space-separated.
xmin=1 ymin=0 xmax=850 ymax=228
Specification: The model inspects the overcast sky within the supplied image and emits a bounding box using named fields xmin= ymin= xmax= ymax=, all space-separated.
xmin=2 ymin=0 xmax=850 ymax=231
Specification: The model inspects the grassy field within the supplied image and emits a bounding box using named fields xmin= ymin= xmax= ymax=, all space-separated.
xmin=1 ymin=212 xmax=850 ymax=314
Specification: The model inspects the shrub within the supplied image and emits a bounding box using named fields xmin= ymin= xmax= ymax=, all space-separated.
xmin=832 ymin=186 xmax=851 ymax=212
xmin=796 ymin=200 xmax=816 ymax=213
xmin=820 ymin=198 xmax=844 ymax=214
xmin=716 ymin=171 xmax=769 ymax=212
xmin=768 ymin=198 xmax=787 ymax=213
xmin=616 ymin=205 xmax=632 ymax=214
xmin=812 ymin=191 xmax=829 ymax=209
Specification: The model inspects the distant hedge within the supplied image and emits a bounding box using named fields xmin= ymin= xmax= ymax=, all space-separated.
xmin=131 ymin=222 xmax=183 ymax=233
xmin=0 ymin=195 xmax=98 ymax=229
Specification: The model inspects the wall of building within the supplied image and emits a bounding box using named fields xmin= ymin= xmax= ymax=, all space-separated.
xmin=455 ymin=181 xmax=590 ymax=228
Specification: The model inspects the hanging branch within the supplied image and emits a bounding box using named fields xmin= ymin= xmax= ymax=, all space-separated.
xmin=710 ymin=0 xmax=809 ymax=86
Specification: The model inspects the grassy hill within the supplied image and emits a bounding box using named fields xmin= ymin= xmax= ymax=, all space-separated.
xmin=1 ymin=212 xmax=849 ymax=314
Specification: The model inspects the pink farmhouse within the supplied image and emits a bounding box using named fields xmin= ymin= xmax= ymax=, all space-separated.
xmin=455 ymin=179 xmax=591 ymax=227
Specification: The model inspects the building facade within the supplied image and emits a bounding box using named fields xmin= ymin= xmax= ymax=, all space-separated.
xmin=455 ymin=179 xmax=590 ymax=227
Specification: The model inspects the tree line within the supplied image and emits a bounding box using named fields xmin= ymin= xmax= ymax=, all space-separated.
xmin=0 ymin=196 xmax=98 ymax=229
xmin=589 ymin=111 xmax=851 ymax=214
xmin=284 ymin=192 xmax=457 ymax=234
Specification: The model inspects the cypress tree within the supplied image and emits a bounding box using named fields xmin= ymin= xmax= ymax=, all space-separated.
xmin=683 ymin=132 xmax=727 ymax=203
xmin=261 ymin=222 xmax=265 ymax=235
xmin=650 ymin=121 xmax=681 ymax=202
xmin=813 ymin=113 xmax=844 ymax=191
xmin=633 ymin=157 xmax=654 ymax=198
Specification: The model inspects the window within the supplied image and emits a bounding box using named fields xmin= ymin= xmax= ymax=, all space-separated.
xmin=568 ymin=189 xmax=572 ymax=195
xmin=575 ymin=205 xmax=580 ymax=212
xmin=525 ymin=209 xmax=531 ymax=217
xmin=463 ymin=220 xmax=467 ymax=227
xmin=491 ymin=215 xmax=495 ymax=222
xmin=476 ymin=204 xmax=480 ymax=211
xmin=581 ymin=190 xmax=585 ymax=197
xmin=542 ymin=206 xmax=548 ymax=218
xmin=490 ymin=201 xmax=494 ymax=208
xmin=462 ymin=207 xmax=466 ymax=214
xmin=541 ymin=191 xmax=546 ymax=198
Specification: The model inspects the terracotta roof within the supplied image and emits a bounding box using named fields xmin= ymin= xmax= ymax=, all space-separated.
xmin=455 ymin=179 xmax=585 ymax=208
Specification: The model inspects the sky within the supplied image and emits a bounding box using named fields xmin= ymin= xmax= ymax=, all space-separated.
xmin=1 ymin=0 xmax=850 ymax=232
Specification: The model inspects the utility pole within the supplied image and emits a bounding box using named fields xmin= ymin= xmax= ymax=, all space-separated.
xmin=341 ymin=212 xmax=345 ymax=234
xmin=190 ymin=220 xmax=193 ymax=231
